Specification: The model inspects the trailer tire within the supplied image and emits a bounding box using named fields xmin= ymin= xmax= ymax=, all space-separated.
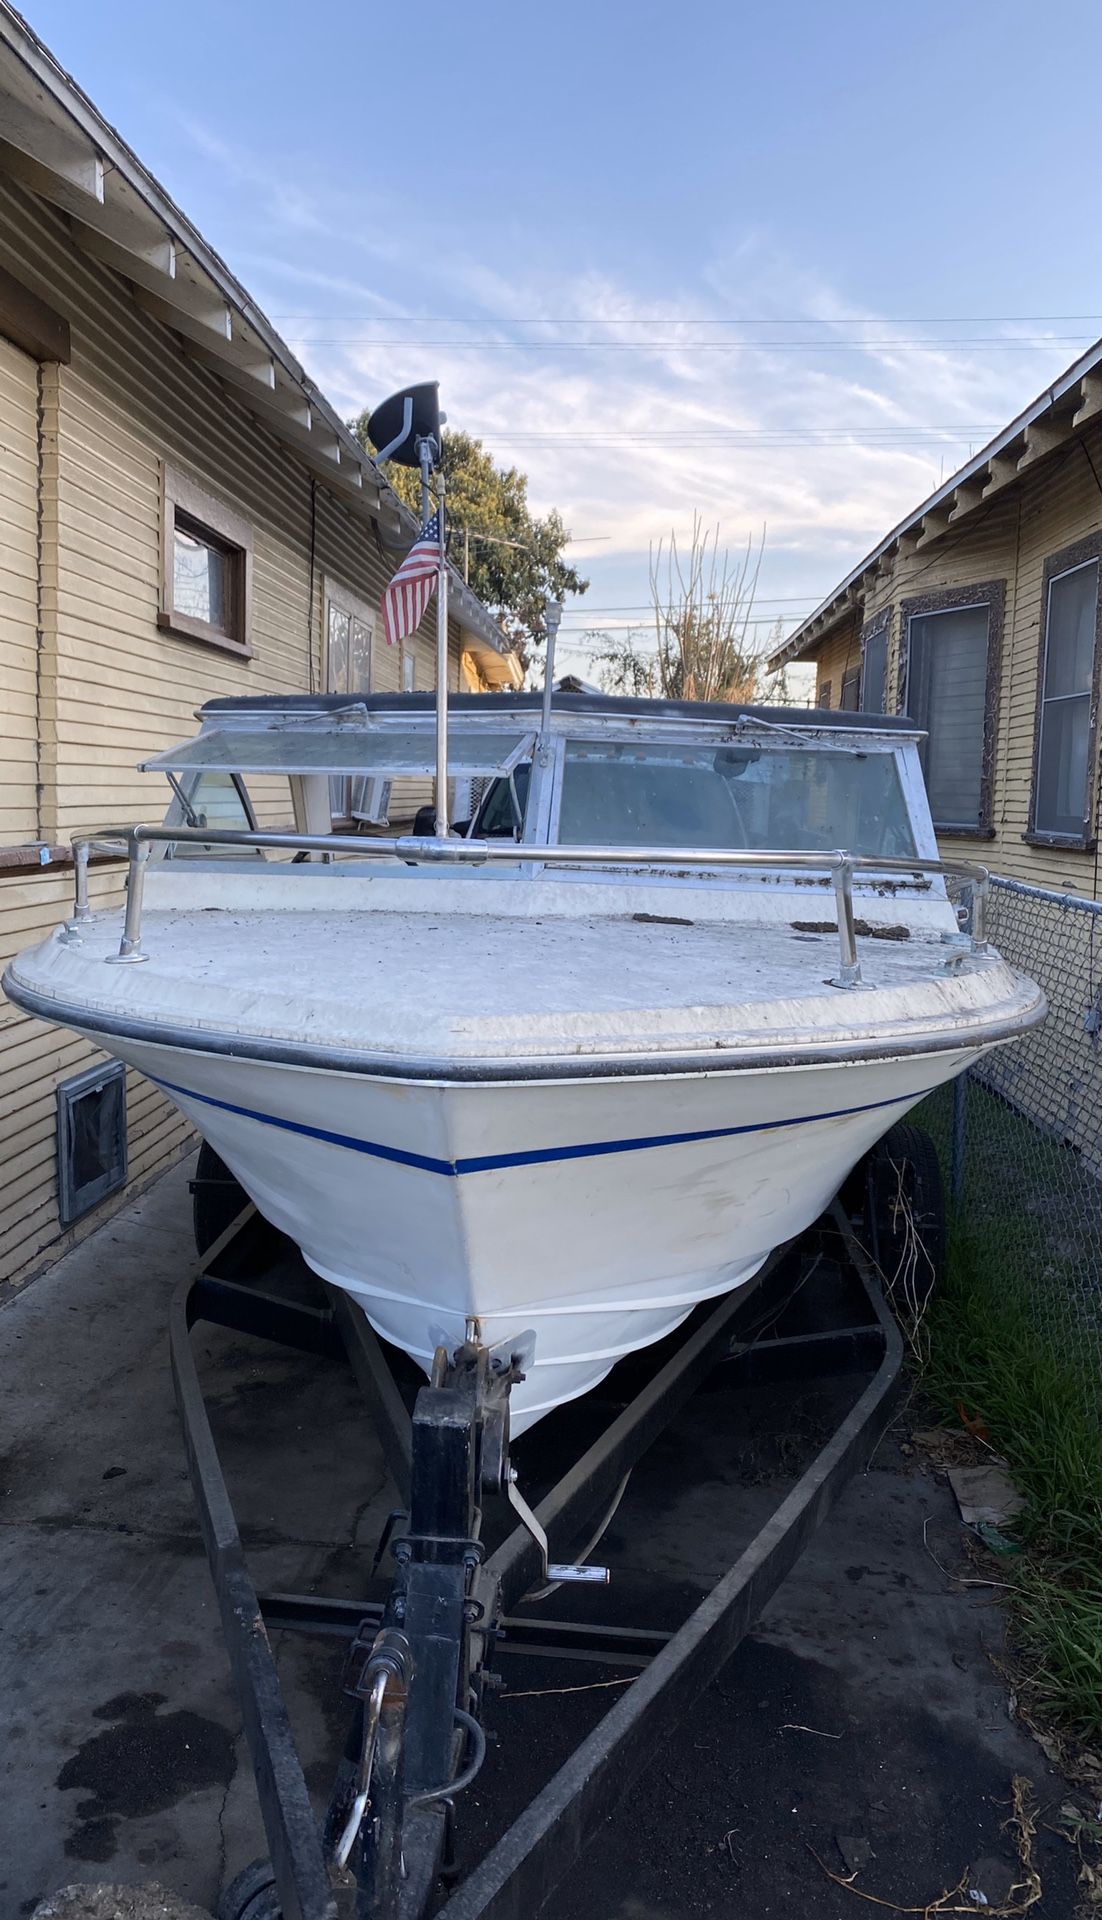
xmin=191 ymin=1140 xmax=288 ymax=1278
xmin=217 ymin=1859 xmax=281 ymax=1920
xmin=865 ymin=1122 xmax=947 ymax=1303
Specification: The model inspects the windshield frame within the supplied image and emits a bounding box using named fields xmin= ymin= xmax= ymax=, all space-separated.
xmin=537 ymin=727 xmax=937 ymax=871
xmin=144 ymin=705 xmax=938 ymax=883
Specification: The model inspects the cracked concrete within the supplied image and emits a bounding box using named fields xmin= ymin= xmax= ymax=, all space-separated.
xmin=0 ymin=1156 xmax=1079 ymax=1918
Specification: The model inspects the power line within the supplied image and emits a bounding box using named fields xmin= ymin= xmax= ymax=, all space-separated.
xmin=560 ymin=616 xmax=802 ymax=632
xmin=280 ymin=335 xmax=1093 ymax=352
xmin=475 ymin=424 xmax=1000 ymax=437
xmin=268 ymin=312 xmax=1102 ymax=326
xmin=461 ymin=427 xmax=998 ymax=453
xmin=479 ymin=433 xmax=994 ymax=448
xmin=565 ymin=596 xmax=823 ymax=610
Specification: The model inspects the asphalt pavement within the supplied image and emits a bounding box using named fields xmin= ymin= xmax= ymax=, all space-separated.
xmin=0 ymin=1158 xmax=1078 ymax=1919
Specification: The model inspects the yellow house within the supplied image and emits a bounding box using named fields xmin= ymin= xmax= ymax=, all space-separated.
xmin=767 ymin=339 xmax=1102 ymax=901
xmin=0 ymin=7 xmax=519 ymax=1285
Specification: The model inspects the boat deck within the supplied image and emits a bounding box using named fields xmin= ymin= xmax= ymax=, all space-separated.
xmin=16 ymin=902 xmax=1036 ymax=1064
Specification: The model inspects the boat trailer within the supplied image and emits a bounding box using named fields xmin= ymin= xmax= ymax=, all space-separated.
xmin=171 ymin=1187 xmax=906 ymax=1920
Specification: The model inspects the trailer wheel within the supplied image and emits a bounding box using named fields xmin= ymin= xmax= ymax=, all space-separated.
xmin=217 ymin=1859 xmax=281 ymax=1920
xmin=191 ymin=1140 xmax=288 ymax=1278
xmin=865 ymin=1122 xmax=947 ymax=1303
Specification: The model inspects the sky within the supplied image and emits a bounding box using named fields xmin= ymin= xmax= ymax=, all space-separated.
xmin=27 ymin=0 xmax=1102 ymax=682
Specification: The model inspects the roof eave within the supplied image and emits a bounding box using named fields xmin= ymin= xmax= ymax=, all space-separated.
xmin=767 ymin=341 xmax=1102 ymax=673
xmin=0 ymin=2 xmax=513 ymax=660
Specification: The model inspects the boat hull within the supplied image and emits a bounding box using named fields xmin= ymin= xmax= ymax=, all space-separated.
xmin=89 ymin=1032 xmax=969 ymax=1430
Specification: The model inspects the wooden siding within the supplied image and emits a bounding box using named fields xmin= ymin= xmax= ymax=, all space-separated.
xmin=0 ymin=334 xmax=38 ymax=846
xmin=813 ymin=615 xmax=860 ymax=707
xmin=800 ymin=428 xmax=1102 ymax=898
xmin=0 ymin=862 xmax=192 ymax=1281
xmin=0 ymin=174 xmax=487 ymax=1287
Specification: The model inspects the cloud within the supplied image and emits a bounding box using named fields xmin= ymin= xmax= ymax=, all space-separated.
xmin=172 ymin=121 xmax=1091 ymax=647
xmin=298 ymin=270 xmax=1064 ymax=563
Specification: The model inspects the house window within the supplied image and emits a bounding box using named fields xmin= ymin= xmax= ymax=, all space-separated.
xmin=325 ymin=579 xmax=374 ymax=698
xmin=860 ymin=618 xmax=889 ymax=714
xmin=160 ymin=465 xmax=253 ymax=657
xmin=839 ymin=667 xmax=861 ymax=711
xmin=901 ymin=585 xmax=1002 ymax=833
xmin=325 ymin=578 xmax=375 ymax=818
xmin=401 ymin=645 xmax=417 ymax=693
xmin=57 ymin=1061 xmax=127 ymax=1226
xmin=818 ymin=679 xmax=833 ymax=708
xmin=1030 ymin=551 xmax=1101 ymax=844
xmin=174 ymin=520 xmax=233 ymax=627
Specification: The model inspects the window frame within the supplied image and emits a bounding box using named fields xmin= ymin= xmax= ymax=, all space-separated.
xmin=860 ymin=607 xmax=891 ymax=714
xmin=839 ymin=666 xmax=861 ymax=711
xmin=159 ymin=464 xmax=254 ymax=658
xmin=1026 ymin=534 xmax=1102 ymax=851
xmin=545 ymin=731 xmax=924 ymax=864
xmin=817 ymin=678 xmax=833 ymax=709
xmin=323 ymin=575 xmax=376 ymax=696
xmin=323 ymin=577 xmax=377 ymax=823
xmin=898 ymin=580 xmax=1003 ymax=838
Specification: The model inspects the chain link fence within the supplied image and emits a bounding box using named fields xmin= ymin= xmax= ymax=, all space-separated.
xmin=917 ymin=875 xmax=1102 ymax=1370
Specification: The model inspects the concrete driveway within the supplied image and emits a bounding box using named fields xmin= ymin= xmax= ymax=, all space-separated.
xmin=0 ymin=1159 xmax=1077 ymax=1919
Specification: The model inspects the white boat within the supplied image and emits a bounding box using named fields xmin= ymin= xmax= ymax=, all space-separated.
xmin=4 ymin=691 xmax=1043 ymax=1430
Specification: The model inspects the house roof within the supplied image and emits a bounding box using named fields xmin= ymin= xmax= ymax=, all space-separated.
xmin=0 ymin=3 xmax=513 ymax=665
xmin=766 ymin=332 xmax=1102 ymax=673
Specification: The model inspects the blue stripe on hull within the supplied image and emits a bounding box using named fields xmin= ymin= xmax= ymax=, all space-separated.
xmin=150 ymin=1072 xmax=918 ymax=1178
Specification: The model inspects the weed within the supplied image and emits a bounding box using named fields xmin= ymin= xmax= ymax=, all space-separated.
xmin=921 ymin=1218 xmax=1102 ymax=1740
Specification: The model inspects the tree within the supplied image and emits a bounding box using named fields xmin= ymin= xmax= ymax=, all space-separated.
xmin=590 ymin=518 xmax=766 ymax=702
xmin=351 ymin=419 xmax=587 ymax=664
xmin=762 ymin=618 xmax=791 ymax=704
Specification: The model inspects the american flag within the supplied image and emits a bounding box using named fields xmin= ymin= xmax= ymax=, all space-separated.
xmin=382 ymin=508 xmax=442 ymax=646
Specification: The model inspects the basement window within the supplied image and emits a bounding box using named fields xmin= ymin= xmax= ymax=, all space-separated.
xmin=160 ymin=464 xmax=254 ymax=658
xmin=57 ymin=1061 xmax=128 ymax=1226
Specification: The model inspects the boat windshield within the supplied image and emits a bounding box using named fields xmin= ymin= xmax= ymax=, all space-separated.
xmin=142 ymin=723 xmax=529 ymax=779
xmin=557 ymin=741 xmax=916 ymax=859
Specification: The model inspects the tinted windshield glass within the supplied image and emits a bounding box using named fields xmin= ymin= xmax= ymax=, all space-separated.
xmin=557 ymin=742 xmax=916 ymax=858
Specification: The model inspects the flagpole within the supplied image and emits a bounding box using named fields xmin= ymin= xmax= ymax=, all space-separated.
xmin=435 ymin=468 xmax=450 ymax=837
xmin=415 ymin=433 xmax=449 ymax=837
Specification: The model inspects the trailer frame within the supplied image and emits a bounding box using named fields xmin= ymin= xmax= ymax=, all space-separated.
xmin=170 ymin=1198 xmax=903 ymax=1920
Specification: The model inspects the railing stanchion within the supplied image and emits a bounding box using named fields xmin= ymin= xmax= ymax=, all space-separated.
xmin=105 ymin=837 xmax=150 ymax=964
xmin=831 ymin=857 xmax=862 ymax=989
xmin=61 ymin=840 xmax=95 ymax=943
xmin=971 ymin=876 xmax=989 ymax=952
xmin=73 ymin=840 xmax=92 ymax=922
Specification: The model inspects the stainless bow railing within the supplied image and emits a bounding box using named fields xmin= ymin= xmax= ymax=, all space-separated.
xmin=65 ymin=825 xmax=990 ymax=990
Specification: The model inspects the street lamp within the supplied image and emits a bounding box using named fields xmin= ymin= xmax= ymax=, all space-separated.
xmin=540 ymin=598 xmax=564 ymax=739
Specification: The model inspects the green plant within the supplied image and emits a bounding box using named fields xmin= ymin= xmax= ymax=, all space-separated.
xmin=923 ymin=1222 xmax=1102 ymax=1737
